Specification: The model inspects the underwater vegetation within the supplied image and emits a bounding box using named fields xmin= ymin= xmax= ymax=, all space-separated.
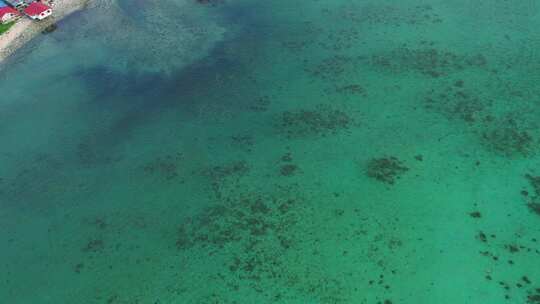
xmin=423 ymin=79 xmax=486 ymax=123
xmin=175 ymin=186 xmax=299 ymax=251
xmin=196 ymin=0 xmax=224 ymax=5
xmin=172 ymin=177 xmax=407 ymax=303
xmin=524 ymin=174 xmax=540 ymax=216
xmin=277 ymin=151 xmax=301 ymax=177
xmin=276 ymin=104 xmax=355 ymax=139
xmin=174 ymin=184 xmax=310 ymax=300
xmin=142 ymin=152 xmax=185 ymax=182
xmin=0 ymin=152 xmax=72 ymax=208
xmin=280 ymin=164 xmax=299 ymax=177
xmin=371 ymin=46 xmax=487 ymax=78
xmin=528 ymin=202 xmax=540 ymax=216
xmin=230 ymin=134 xmax=255 ymax=152
xmin=365 ymin=157 xmax=409 ymax=185
xmin=481 ymin=117 xmax=534 ymax=157
xmin=410 ymin=47 xmax=539 ymax=158
xmin=4 ymin=1 xmax=540 ymax=303
xmin=424 ymin=81 xmax=538 ymax=157
xmin=202 ymin=160 xmax=250 ymax=199
xmin=304 ymin=55 xmax=361 ymax=81
xmin=466 ymin=172 xmax=540 ymax=303
xmin=82 ymin=239 xmax=105 ymax=253
xmin=326 ymin=3 xmax=442 ymax=28
xmin=248 ymin=95 xmax=272 ymax=112
xmin=474 ymin=230 xmax=540 ymax=302
xmin=472 ymin=207 xmax=540 ymax=302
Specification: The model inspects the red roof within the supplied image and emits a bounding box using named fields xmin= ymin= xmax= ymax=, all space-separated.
xmin=24 ymin=2 xmax=51 ymax=16
xmin=0 ymin=6 xmax=19 ymax=18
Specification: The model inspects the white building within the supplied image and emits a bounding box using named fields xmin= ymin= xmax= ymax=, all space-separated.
xmin=23 ymin=1 xmax=52 ymax=20
xmin=0 ymin=6 xmax=20 ymax=24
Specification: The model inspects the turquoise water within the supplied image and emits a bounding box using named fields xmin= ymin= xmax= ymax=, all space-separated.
xmin=1 ymin=0 xmax=540 ymax=303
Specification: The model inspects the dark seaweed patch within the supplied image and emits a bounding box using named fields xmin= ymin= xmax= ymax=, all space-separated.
xmin=203 ymin=160 xmax=250 ymax=198
xmin=171 ymin=175 xmax=406 ymax=302
xmin=523 ymin=173 xmax=540 ymax=216
xmin=424 ymin=81 xmax=537 ymax=157
xmin=325 ymin=3 xmax=443 ymax=28
xmin=469 ymin=211 xmax=482 ymax=218
xmin=174 ymin=185 xmax=308 ymax=297
xmin=0 ymin=153 xmax=70 ymax=206
xmin=249 ymin=95 xmax=271 ymax=112
xmin=318 ymin=29 xmax=362 ymax=52
xmin=528 ymin=293 xmax=540 ymax=304
xmin=366 ymin=157 xmax=409 ymax=185
xmin=196 ymin=0 xmax=224 ymax=6
xmin=481 ymin=119 xmax=534 ymax=157
xmin=423 ymin=81 xmax=485 ymax=123
xmin=176 ymin=191 xmax=297 ymax=251
xmin=505 ymin=244 xmax=519 ymax=253
xmin=73 ymin=262 xmax=84 ymax=274
xmin=476 ymin=220 xmax=540 ymax=303
xmin=477 ymin=231 xmax=488 ymax=243
xmin=371 ymin=47 xmax=487 ymax=78
xmin=333 ymin=84 xmax=367 ymax=97
xmin=230 ymin=135 xmax=254 ymax=152
xmin=205 ymin=161 xmax=250 ymax=180
xmin=527 ymin=202 xmax=540 ymax=216
xmin=281 ymin=152 xmax=293 ymax=162
xmin=525 ymin=174 xmax=540 ymax=196
xmin=280 ymin=164 xmax=298 ymax=176
xmin=82 ymin=239 xmax=105 ymax=253
xmin=277 ymin=104 xmax=354 ymax=139
xmin=304 ymin=56 xmax=360 ymax=81
xmin=142 ymin=153 xmax=184 ymax=181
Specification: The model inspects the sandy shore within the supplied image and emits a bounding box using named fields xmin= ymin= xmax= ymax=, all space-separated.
xmin=0 ymin=0 xmax=90 ymax=64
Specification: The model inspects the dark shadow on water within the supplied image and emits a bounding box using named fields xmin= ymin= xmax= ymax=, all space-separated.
xmin=66 ymin=2 xmax=276 ymax=163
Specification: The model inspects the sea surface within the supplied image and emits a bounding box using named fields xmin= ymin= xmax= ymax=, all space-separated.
xmin=1 ymin=0 xmax=540 ymax=303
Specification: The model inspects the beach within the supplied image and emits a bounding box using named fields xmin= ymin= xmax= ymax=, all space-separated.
xmin=0 ymin=0 xmax=89 ymax=64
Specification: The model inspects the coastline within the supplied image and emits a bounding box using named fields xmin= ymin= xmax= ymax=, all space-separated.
xmin=0 ymin=0 xmax=90 ymax=65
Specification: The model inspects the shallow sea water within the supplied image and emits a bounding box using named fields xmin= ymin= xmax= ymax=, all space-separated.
xmin=1 ymin=0 xmax=540 ymax=303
